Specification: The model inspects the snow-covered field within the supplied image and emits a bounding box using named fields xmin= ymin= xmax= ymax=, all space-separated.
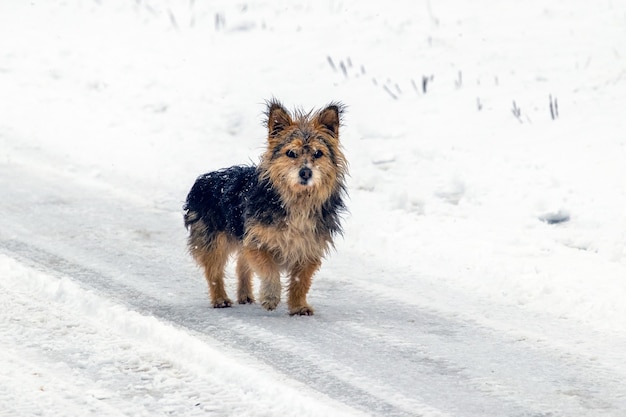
xmin=1 ymin=1 xmax=626 ymax=415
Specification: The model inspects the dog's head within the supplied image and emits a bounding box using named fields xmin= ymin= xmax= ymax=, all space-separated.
xmin=260 ymin=99 xmax=347 ymax=205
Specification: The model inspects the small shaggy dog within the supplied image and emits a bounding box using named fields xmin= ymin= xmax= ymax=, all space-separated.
xmin=183 ymin=99 xmax=347 ymax=315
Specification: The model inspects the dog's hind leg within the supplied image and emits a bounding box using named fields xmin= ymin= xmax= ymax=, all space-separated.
xmin=287 ymin=259 xmax=321 ymax=316
xmin=236 ymin=253 xmax=255 ymax=304
xmin=196 ymin=233 xmax=233 ymax=308
xmin=242 ymin=248 xmax=281 ymax=311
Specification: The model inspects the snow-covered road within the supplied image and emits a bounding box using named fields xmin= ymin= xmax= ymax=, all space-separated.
xmin=2 ymin=155 xmax=625 ymax=416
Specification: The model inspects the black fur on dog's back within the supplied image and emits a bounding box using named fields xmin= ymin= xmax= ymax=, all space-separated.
xmin=184 ymin=166 xmax=278 ymax=240
xmin=183 ymin=164 xmax=345 ymax=243
xmin=184 ymin=165 xmax=290 ymax=241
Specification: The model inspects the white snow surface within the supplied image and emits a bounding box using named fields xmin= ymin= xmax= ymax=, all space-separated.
xmin=1 ymin=1 xmax=626 ymax=416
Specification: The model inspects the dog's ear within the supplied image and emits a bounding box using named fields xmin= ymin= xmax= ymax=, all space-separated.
xmin=266 ymin=99 xmax=293 ymax=138
xmin=316 ymin=103 xmax=344 ymax=137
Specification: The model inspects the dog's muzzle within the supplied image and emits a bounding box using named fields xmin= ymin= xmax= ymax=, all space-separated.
xmin=299 ymin=167 xmax=313 ymax=184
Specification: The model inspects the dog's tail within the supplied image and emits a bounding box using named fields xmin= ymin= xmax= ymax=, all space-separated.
xmin=183 ymin=205 xmax=201 ymax=230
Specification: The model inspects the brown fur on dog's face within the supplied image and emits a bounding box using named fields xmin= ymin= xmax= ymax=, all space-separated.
xmin=260 ymin=100 xmax=347 ymax=207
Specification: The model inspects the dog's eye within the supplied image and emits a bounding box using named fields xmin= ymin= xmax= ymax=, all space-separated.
xmin=313 ymin=150 xmax=324 ymax=159
xmin=286 ymin=149 xmax=298 ymax=159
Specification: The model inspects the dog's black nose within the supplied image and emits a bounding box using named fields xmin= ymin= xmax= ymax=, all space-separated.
xmin=299 ymin=167 xmax=312 ymax=181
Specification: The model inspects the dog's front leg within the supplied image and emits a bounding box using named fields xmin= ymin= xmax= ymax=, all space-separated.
xmin=242 ymin=247 xmax=281 ymax=311
xmin=287 ymin=259 xmax=321 ymax=316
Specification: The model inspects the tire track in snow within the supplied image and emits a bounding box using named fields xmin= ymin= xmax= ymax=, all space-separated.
xmin=0 ymin=238 xmax=430 ymax=417
xmin=0 ymin=253 xmax=365 ymax=417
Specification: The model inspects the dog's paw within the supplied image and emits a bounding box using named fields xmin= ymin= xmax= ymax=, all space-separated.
xmin=237 ymin=295 xmax=255 ymax=305
xmin=212 ymin=298 xmax=232 ymax=308
xmin=261 ymin=296 xmax=280 ymax=311
xmin=289 ymin=305 xmax=315 ymax=316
